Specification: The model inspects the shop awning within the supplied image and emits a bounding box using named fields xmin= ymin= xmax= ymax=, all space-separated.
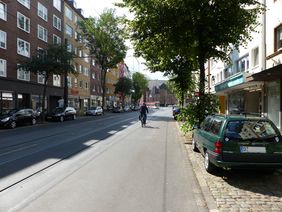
xmin=250 ymin=64 xmax=282 ymax=81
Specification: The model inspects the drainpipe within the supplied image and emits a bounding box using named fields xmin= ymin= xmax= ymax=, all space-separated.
xmin=261 ymin=0 xmax=266 ymax=117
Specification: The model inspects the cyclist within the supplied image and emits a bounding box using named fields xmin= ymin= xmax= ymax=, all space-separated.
xmin=140 ymin=102 xmax=149 ymax=125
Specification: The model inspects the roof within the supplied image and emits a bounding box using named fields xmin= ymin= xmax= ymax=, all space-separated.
xmin=148 ymin=80 xmax=167 ymax=90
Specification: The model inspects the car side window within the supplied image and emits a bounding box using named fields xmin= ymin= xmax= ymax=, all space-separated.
xmin=201 ymin=117 xmax=212 ymax=131
xmin=209 ymin=119 xmax=223 ymax=135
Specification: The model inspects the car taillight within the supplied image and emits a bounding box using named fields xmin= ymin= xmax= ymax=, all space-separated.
xmin=214 ymin=141 xmax=222 ymax=154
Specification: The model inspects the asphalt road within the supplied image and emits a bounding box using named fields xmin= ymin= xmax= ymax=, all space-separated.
xmin=0 ymin=108 xmax=207 ymax=212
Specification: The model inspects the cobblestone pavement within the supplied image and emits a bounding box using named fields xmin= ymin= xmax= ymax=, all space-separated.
xmin=181 ymin=132 xmax=282 ymax=212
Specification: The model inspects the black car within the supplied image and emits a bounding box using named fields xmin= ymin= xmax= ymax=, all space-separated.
xmin=172 ymin=107 xmax=181 ymax=120
xmin=45 ymin=107 xmax=77 ymax=122
xmin=0 ymin=108 xmax=38 ymax=129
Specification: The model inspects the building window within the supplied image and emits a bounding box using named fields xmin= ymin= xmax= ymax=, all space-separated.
xmin=65 ymin=6 xmax=72 ymax=20
xmin=0 ymin=2 xmax=7 ymax=21
xmin=67 ymin=43 xmax=73 ymax=52
xmin=38 ymin=2 xmax=48 ymax=21
xmin=74 ymin=15 xmax=77 ymax=24
xmin=0 ymin=30 xmax=6 ymax=49
xmin=67 ymin=76 xmax=72 ymax=88
xmin=236 ymin=55 xmax=249 ymax=73
xmin=17 ymin=12 xmax=30 ymax=33
xmin=79 ymin=81 xmax=83 ymax=88
xmin=17 ymin=0 xmax=30 ymax=9
xmin=74 ymin=78 xmax=78 ymax=87
xmin=251 ymin=47 xmax=259 ymax=67
xmin=17 ymin=38 xmax=30 ymax=57
xmin=0 ymin=59 xmax=7 ymax=77
xmin=53 ymin=34 xmax=61 ymax=44
xmin=37 ymin=72 xmax=45 ymax=84
xmin=92 ymin=72 xmax=96 ymax=79
xmin=17 ymin=66 xmax=30 ymax=81
xmin=53 ymin=15 xmax=61 ymax=31
xmin=53 ymin=74 xmax=61 ymax=87
xmin=275 ymin=25 xmax=282 ymax=51
xmin=84 ymin=67 xmax=89 ymax=76
xmin=79 ymin=65 xmax=82 ymax=73
xmin=53 ymin=0 xmax=61 ymax=12
xmin=85 ymin=82 xmax=88 ymax=89
xmin=65 ymin=24 xmax=73 ymax=37
xmin=38 ymin=25 xmax=48 ymax=42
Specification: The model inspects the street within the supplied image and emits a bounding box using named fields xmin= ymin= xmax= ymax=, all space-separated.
xmin=0 ymin=108 xmax=207 ymax=212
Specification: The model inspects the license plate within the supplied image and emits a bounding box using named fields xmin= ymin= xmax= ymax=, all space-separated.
xmin=240 ymin=146 xmax=266 ymax=153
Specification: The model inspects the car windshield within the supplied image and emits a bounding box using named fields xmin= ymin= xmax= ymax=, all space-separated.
xmin=89 ymin=107 xmax=97 ymax=110
xmin=53 ymin=108 xmax=64 ymax=114
xmin=225 ymin=120 xmax=278 ymax=140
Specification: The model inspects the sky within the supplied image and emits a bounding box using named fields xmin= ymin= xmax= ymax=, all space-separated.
xmin=75 ymin=0 xmax=169 ymax=80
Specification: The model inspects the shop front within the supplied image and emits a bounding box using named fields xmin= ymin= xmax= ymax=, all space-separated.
xmin=215 ymin=73 xmax=262 ymax=115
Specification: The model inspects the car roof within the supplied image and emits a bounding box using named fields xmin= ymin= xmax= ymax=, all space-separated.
xmin=209 ymin=114 xmax=269 ymax=121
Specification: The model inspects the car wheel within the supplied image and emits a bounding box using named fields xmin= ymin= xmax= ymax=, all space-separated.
xmin=204 ymin=151 xmax=217 ymax=174
xmin=31 ymin=118 xmax=36 ymax=125
xmin=60 ymin=116 xmax=64 ymax=122
xmin=192 ymin=136 xmax=199 ymax=152
xmin=73 ymin=114 xmax=76 ymax=120
xmin=10 ymin=121 xmax=16 ymax=129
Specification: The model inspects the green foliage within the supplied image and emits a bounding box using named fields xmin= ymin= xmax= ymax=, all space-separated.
xmin=178 ymin=94 xmax=219 ymax=134
xmin=132 ymin=72 xmax=148 ymax=105
xmin=119 ymin=0 xmax=264 ymax=95
xmin=79 ymin=9 xmax=127 ymax=108
xmin=114 ymin=77 xmax=133 ymax=106
xmin=18 ymin=44 xmax=77 ymax=112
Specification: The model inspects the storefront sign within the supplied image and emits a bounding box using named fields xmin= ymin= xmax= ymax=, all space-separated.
xmin=215 ymin=74 xmax=244 ymax=92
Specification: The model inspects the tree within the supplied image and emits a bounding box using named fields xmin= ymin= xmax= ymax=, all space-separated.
xmin=114 ymin=77 xmax=132 ymax=107
xmin=19 ymin=44 xmax=76 ymax=114
xmin=119 ymin=0 xmax=264 ymax=96
xmin=79 ymin=9 xmax=127 ymax=109
xmin=132 ymin=72 xmax=148 ymax=105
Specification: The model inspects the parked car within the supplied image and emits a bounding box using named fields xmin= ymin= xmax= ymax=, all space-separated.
xmin=0 ymin=108 xmax=38 ymax=129
xmin=123 ymin=106 xmax=131 ymax=112
xmin=172 ymin=107 xmax=181 ymax=120
xmin=45 ymin=107 xmax=77 ymax=122
xmin=85 ymin=106 xmax=103 ymax=116
xmin=192 ymin=114 xmax=282 ymax=174
xmin=112 ymin=107 xmax=123 ymax=113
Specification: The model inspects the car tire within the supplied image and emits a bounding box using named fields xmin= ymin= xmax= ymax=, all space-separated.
xmin=31 ymin=118 xmax=36 ymax=125
xmin=192 ymin=136 xmax=199 ymax=152
xmin=60 ymin=116 xmax=64 ymax=122
xmin=73 ymin=114 xmax=76 ymax=120
xmin=204 ymin=151 xmax=218 ymax=174
xmin=10 ymin=121 xmax=16 ymax=129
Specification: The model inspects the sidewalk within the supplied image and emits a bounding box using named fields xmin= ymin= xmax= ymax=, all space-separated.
xmin=179 ymin=130 xmax=282 ymax=212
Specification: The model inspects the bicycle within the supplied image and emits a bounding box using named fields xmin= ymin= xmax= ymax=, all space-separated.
xmin=140 ymin=113 xmax=146 ymax=127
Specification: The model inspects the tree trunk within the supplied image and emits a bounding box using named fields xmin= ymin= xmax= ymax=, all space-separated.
xmin=198 ymin=55 xmax=205 ymax=97
xmin=101 ymin=67 xmax=107 ymax=109
xmin=64 ymin=71 xmax=68 ymax=108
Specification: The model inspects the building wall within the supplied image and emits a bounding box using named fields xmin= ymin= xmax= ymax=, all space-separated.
xmin=0 ymin=0 xmax=65 ymax=112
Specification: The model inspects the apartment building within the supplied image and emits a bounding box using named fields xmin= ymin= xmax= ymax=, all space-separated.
xmin=251 ymin=0 xmax=282 ymax=130
xmin=0 ymin=0 xmax=65 ymax=113
xmin=105 ymin=67 xmax=120 ymax=108
xmin=64 ymin=0 xmax=93 ymax=111
xmin=209 ymin=1 xmax=282 ymax=131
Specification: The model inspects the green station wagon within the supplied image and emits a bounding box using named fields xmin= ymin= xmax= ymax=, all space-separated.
xmin=192 ymin=114 xmax=282 ymax=174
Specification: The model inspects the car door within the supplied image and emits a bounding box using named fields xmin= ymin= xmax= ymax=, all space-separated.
xmin=15 ymin=109 xmax=26 ymax=125
xmin=194 ymin=117 xmax=212 ymax=154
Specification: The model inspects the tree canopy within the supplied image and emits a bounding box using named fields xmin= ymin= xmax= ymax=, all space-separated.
xmin=114 ymin=77 xmax=133 ymax=106
xmin=18 ymin=44 xmax=76 ymax=113
xmin=79 ymin=9 xmax=128 ymax=108
xmin=119 ymin=0 xmax=264 ymax=95
xmin=132 ymin=72 xmax=148 ymax=105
